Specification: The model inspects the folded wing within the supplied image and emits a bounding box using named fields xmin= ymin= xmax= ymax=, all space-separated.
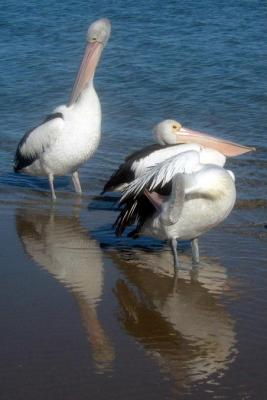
xmin=120 ymin=149 xmax=201 ymax=202
xmin=103 ymin=143 xmax=201 ymax=193
xmin=14 ymin=112 xmax=64 ymax=172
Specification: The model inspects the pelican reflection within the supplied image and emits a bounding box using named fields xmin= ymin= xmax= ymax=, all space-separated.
xmin=16 ymin=207 xmax=114 ymax=372
xmin=107 ymin=246 xmax=237 ymax=387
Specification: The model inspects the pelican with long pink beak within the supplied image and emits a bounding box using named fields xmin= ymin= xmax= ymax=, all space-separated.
xmin=103 ymin=119 xmax=255 ymax=193
xmin=103 ymin=119 xmax=255 ymax=269
xmin=14 ymin=18 xmax=111 ymax=200
xmin=171 ymin=121 xmax=255 ymax=157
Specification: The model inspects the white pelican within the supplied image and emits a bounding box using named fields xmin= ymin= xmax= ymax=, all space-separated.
xmin=102 ymin=119 xmax=253 ymax=193
xmin=110 ymin=126 xmax=255 ymax=269
xmin=14 ymin=18 xmax=111 ymax=200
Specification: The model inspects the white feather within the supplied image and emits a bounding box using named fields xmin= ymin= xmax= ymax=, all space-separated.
xmin=121 ymin=150 xmax=201 ymax=201
xmin=19 ymin=116 xmax=64 ymax=158
xmin=132 ymin=143 xmax=201 ymax=176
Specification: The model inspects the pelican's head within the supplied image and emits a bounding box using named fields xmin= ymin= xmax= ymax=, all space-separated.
xmin=153 ymin=119 xmax=182 ymax=145
xmin=154 ymin=119 xmax=255 ymax=157
xmin=87 ymin=18 xmax=111 ymax=46
xmin=70 ymin=18 xmax=111 ymax=105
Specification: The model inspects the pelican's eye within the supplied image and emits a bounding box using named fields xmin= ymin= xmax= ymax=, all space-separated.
xmin=91 ymin=37 xmax=97 ymax=42
xmin=172 ymin=123 xmax=182 ymax=132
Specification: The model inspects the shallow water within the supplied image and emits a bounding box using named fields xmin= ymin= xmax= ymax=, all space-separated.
xmin=0 ymin=0 xmax=267 ymax=399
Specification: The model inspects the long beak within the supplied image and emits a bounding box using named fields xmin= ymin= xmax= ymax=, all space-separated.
xmin=175 ymin=127 xmax=255 ymax=157
xmin=69 ymin=41 xmax=103 ymax=105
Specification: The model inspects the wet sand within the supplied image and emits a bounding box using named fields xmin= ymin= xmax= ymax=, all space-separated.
xmin=0 ymin=186 xmax=266 ymax=400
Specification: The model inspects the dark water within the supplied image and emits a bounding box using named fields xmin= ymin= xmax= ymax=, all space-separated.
xmin=0 ymin=1 xmax=266 ymax=399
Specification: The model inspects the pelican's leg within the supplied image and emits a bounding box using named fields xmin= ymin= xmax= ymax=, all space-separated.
xmin=48 ymin=173 xmax=56 ymax=201
xmin=170 ymin=238 xmax=179 ymax=270
xmin=72 ymin=171 xmax=82 ymax=195
xmin=191 ymin=238 xmax=200 ymax=264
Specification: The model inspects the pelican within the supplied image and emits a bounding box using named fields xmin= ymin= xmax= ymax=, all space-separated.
xmin=102 ymin=119 xmax=253 ymax=193
xmin=111 ymin=126 xmax=255 ymax=269
xmin=14 ymin=18 xmax=111 ymax=200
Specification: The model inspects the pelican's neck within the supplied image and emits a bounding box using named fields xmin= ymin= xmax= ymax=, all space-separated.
xmin=68 ymin=78 xmax=101 ymax=136
xmin=72 ymin=78 xmax=98 ymax=108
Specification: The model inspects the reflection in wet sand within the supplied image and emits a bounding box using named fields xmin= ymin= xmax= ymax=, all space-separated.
xmin=15 ymin=206 xmax=237 ymax=390
xmin=16 ymin=208 xmax=114 ymax=372
xmin=108 ymin=247 xmax=237 ymax=387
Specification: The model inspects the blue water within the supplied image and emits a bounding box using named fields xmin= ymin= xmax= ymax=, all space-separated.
xmin=0 ymin=1 xmax=267 ymax=399
xmin=1 ymin=0 xmax=266 ymax=196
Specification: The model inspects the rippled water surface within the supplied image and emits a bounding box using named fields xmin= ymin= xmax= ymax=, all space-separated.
xmin=0 ymin=1 xmax=266 ymax=399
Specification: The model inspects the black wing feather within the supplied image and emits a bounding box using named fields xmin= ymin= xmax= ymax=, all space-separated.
xmin=124 ymin=143 xmax=164 ymax=163
xmin=102 ymin=143 xmax=175 ymax=193
xmin=114 ymin=181 xmax=171 ymax=237
xmin=114 ymin=195 xmax=154 ymax=237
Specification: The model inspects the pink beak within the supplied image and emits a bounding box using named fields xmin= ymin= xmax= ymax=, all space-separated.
xmin=69 ymin=41 xmax=103 ymax=105
xmin=175 ymin=127 xmax=255 ymax=157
